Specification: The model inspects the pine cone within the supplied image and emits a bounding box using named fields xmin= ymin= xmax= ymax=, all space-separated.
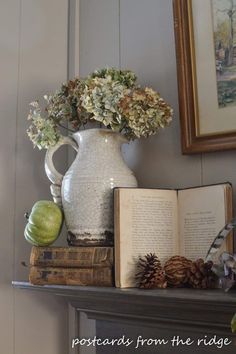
xmin=187 ymin=258 xmax=217 ymax=289
xmin=164 ymin=256 xmax=192 ymax=287
xmin=136 ymin=253 xmax=167 ymax=289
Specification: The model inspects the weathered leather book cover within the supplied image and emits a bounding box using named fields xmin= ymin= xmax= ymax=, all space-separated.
xmin=29 ymin=266 xmax=113 ymax=286
xmin=30 ymin=246 xmax=114 ymax=268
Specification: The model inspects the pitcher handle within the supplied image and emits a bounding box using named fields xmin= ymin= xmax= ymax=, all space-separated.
xmin=45 ymin=136 xmax=78 ymax=205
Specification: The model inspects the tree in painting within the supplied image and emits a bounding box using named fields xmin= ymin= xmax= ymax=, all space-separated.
xmin=212 ymin=0 xmax=236 ymax=107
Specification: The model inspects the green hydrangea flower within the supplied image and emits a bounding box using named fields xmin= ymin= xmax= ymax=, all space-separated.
xmin=27 ymin=101 xmax=61 ymax=149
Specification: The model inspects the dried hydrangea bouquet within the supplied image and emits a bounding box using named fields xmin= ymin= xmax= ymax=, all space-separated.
xmin=27 ymin=68 xmax=173 ymax=246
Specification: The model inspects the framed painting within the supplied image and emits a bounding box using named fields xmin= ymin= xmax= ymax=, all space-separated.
xmin=173 ymin=0 xmax=236 ymax=153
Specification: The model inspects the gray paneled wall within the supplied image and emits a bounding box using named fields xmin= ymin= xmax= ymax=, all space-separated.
xmin=0 ymin=1 xmax=19 ymax=352
xmin=79 ymin=0 xmax=120 ymax=75
xmin=0 ymin=0 xmax=69 ymax=353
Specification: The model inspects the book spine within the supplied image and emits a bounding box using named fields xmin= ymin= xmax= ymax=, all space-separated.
xmin=30 ymin=246 xmax=113 ymax=268
xmin=29 ymin=266 xmax=113 ymax=286
xmin=114 ymin=189 xmax=121 ymax=288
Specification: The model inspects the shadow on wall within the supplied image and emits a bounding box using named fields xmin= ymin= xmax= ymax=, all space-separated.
xmin=122 ymin=119 xmax=201 ymax=190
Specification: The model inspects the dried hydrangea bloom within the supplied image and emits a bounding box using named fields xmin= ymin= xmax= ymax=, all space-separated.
xmin=118 ymin=87 xmax=173 ymax=139
xmin=88 ymin=68 xmax=137 ymax=88
xmin=27 ymin=101 xmax=61 ymax=149
xmin=27 ymin=68 xmax=173 ymax=149
xmin=45 ymin=78 xmax=90 ymax=128
xmin=81 ymin=76 xmax=126 ymax=126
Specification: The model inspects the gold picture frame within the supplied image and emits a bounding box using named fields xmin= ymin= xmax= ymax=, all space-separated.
xmin=173 ymin=0 xmax=236 ymax=154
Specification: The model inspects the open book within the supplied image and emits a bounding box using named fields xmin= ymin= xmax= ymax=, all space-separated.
xmin=114 ymin=183 xmax=233 ymax=288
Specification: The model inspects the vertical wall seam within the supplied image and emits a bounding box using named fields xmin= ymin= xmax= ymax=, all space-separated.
xmin=67 ymin=0 xmax=76 ymax=80
xmin=200 ymin=153 xmax=203 ymax=185
xmin=67 ymin=0 xmax=71 ymax=80
xmin=13 ymin=0 xmax=23 ymax=353
xmin=75 ymin=0 xmax=80 ymax=76
xmin=67 ymin=0 xmax=78 ymax=167
xmin=118 ymin=0 xmax=121 ymax=69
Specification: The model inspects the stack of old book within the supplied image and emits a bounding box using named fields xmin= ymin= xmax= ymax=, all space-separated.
xmin=29 ymin=246 xmax=114 ymax=286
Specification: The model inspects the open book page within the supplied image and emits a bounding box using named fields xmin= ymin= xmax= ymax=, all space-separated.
xmin=115 ymin=188 xmax=178 ymax=287
xmin=178 ymin=184 xmax=230 ymax=260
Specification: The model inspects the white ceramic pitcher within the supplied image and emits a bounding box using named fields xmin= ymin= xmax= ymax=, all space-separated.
xmin=45 ymin=128 xmax=137 ymax=246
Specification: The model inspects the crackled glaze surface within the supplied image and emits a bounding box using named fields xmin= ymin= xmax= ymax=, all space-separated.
xmin=45 ymin=129 xmax=137 ymax=245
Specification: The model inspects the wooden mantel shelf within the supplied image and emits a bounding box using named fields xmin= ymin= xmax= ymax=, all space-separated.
xmin=12 ymin=281 xmax=236 ymax=335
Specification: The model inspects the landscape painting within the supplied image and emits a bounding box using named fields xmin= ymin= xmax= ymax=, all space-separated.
xmin=212 ymin=0 xmax=236 ymax=108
